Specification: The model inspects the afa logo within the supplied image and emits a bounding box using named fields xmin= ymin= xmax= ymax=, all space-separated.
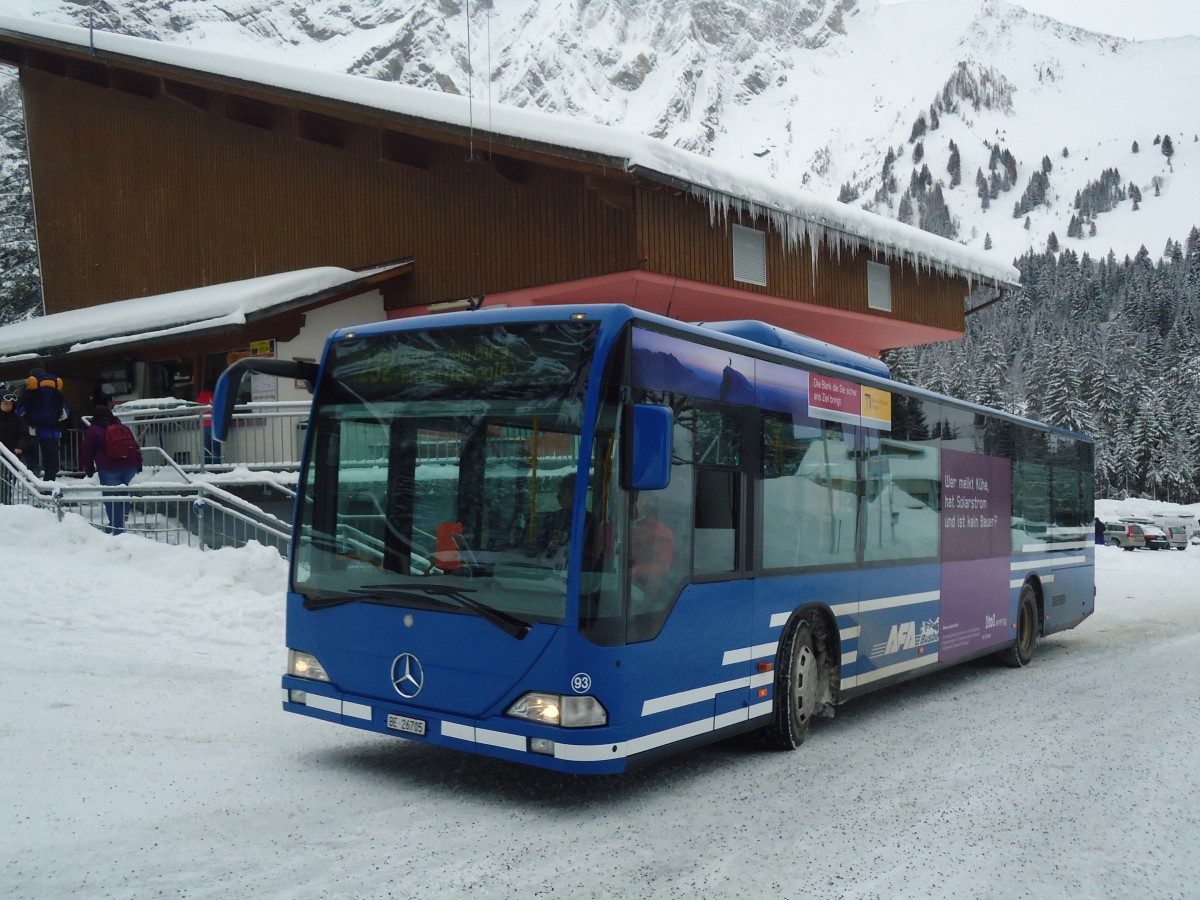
xmin=870 ymin=618 xmax=940 ymax=659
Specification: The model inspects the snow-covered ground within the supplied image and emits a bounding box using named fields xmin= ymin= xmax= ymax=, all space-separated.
xmin=2 ymin=497 xmax=1198 ymax=899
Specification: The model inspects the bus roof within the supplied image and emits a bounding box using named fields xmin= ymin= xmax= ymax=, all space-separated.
xmin=328 ymin=305 xmax=1092 ymax=443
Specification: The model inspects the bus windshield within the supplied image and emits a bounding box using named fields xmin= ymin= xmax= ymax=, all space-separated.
xmin=292 ymin=321 xmax=599 ymax=628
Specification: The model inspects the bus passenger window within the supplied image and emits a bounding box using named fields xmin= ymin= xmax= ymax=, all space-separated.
xmin=862 ymin=395 xmax=940 ymax=563
xmin=761 ymin=413 xmax=857 ymax=568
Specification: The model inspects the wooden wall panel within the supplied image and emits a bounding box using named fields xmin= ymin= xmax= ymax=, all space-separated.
xmin=635 ymin=188 xmax=967 ymax=333
xmin=23 ymin=68 xmax=639 ymax=313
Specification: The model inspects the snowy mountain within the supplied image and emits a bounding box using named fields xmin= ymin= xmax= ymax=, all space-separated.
xmin=4 ymin=0 xmax=1197 ymax=267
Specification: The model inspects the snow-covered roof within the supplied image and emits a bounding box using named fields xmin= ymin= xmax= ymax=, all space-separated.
xmin=0 ymin=265 xmax=403 ymax=363
xmin=0 ymin=15 xmax=1019 ymax=289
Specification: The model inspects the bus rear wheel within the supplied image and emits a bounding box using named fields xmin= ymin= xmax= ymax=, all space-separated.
xmin=999 ymin=585 xmax=1039 ymax=668
xmin=763 ymin=619 xmax=824 ymax=750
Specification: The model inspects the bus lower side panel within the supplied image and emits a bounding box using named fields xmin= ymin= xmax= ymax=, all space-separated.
xmin=282 ymin=676 xmax=775 ymax=775
xmin=1038 ymin=562 xmax=1095 ymax=635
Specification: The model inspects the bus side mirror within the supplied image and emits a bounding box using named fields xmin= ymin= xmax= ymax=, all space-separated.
xmin=627 ymin=403 xmax=672 ymax=491
xmin=212 ymin=357 xmax=319 ymax=441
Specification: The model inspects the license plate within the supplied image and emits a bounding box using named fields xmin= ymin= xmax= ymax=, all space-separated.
xmin=387 ymin=713 xmax=426 ymax=736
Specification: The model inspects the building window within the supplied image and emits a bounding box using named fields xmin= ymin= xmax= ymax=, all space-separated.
xmin=732 ymin=224 xmax=767 ymax=286
xmin=867 ymin=261 xmax=892 ymax=312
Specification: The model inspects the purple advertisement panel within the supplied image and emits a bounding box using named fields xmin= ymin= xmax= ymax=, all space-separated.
xmin=940 ymin=448 xmax=1012 ymax=562
xmin=940 ymin=558 xmax=1013 ymax=662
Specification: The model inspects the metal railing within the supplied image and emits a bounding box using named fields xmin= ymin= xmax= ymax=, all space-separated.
xmin=51 ymin=399 xmax=311 ymax=476
xmin=1 ymin=441 xmax=296 ymax=557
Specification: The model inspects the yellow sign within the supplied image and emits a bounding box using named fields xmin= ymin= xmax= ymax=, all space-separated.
xmin=861 ymin=385 xmax=892 ymax=430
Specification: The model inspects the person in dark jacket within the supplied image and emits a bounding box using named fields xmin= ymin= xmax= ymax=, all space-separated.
xmin=82 ymin=403 xmax=143 ymax=535
xmin=17 ymin=368 xmax=69 ymax=482
xmin=0 ymin=389 xmax=33 ymax=504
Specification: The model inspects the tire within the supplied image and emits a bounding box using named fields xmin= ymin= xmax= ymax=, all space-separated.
xmin=1107 ymin=537 xmax=1121 ymax=548
xmin=763 ymin=619 xmax=825 ymax=750
xmin=999 ymin=584 xmax=1039 ymax=668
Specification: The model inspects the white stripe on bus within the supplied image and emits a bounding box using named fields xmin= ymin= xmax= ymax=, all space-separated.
xmin=856 ymin=590 xmax=940 ymax=613
xmin=1019 ymin=540 xmax=1093 ymax=552
xmin=1010 ymin=574 xmax=1054 ymax=589
xmin=556 ymin=700 xmax=777 ymax=762
xmin=441 ymin=722 xmax=524 ymax=751
xmin=343 ymin=701 xmax=372 ymax=721
xmin=841 ymin=652 xmax=939 ymax=690
xmin=722 ymin=642 xmax=780 ymax=665
xmin=771 ymin=590 xmax=937 ymax=630
xmin=641 ymin=671 xmax=775 ymax=717
xmin=1012 ymin=555 xmax=1086 ymax=569
xmin=304 ymin=693 xmax=340 ymax=714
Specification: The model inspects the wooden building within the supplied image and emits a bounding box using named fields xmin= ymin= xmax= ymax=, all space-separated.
xmin=0 ymin=15 xmax=1017 ymax=409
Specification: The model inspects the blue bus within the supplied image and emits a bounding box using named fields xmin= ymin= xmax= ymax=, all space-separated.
xmin=214 ymin=304 xmax=1094 ymax=774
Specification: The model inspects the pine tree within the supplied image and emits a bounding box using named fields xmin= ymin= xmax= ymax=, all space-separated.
xmin=1024 ymin=216 xmax=1031 ymax=230
xmin=1161 ymin=134 xmax=1175 ymax=159
xmin=947 ymin=140 xmax=961 ymax=187
xmin=912 ymin=140 xmax=924 ymax=164
xmin=1131 ymin=140 xmax=1139 ymax=153
xmin=1046 ymin=231 xmax=1059 ymax=252
xmin=984 ymin=232 xmax=992 ymax=250
xmin=898 ymin=192 xmax=914 ymax=224
xmin=1001 ymin=149 xmax=1018 ymax=184
xmin=909 ymin=114 xmax=927 ymax=143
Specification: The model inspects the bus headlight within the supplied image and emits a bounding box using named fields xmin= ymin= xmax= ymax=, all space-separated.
xmin=288 ymin=649 xmax=330 ymax=682
xmin=506 ymin=692 xmax=607 ymax=727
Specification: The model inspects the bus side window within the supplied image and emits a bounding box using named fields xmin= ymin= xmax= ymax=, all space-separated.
xmin=761 ymin=412 xmax=857 ymax=568
xmin=694 ymin=467 xmax=737 ymax=573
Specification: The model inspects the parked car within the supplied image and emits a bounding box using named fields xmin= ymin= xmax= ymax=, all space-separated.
xmin=1103 ymin=519 xmax=1170 ymax=550
xmin=1163 ymin=525 xmax=1190 ymax=550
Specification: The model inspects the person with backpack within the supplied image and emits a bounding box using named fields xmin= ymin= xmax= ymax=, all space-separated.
xmin=17 ymin=367 xmax=69 ymax=482
xmin=81 ymin=401 xmax=142 ymax=535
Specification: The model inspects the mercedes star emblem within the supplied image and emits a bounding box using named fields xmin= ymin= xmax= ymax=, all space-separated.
xmin=391 ymin=653 xmax=424 ymax=699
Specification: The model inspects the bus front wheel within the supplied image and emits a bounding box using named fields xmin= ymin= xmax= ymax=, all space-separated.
xmin=999 ymin=585 xmax=1039 ymax=668
xmin=763 ymin=619 xmax=824 ymax=750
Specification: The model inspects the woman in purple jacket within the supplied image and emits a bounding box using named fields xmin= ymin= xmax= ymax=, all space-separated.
xmin=82 ymin=403 xmax=143 ymax=535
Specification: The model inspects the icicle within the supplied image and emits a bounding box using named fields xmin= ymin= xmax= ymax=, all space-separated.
xmin=686 ymin=182 xmax=995 ymax=293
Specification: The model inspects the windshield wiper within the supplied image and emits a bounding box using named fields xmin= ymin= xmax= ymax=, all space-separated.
xmin=305 ymin=583 xmax=531 ymax=640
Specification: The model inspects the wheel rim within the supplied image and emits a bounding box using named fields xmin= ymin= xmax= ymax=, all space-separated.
xmin=793 ymin=640 xmax=817 ymax=724
xmin=1018 ymin=595 xmax=1035 ymax=656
